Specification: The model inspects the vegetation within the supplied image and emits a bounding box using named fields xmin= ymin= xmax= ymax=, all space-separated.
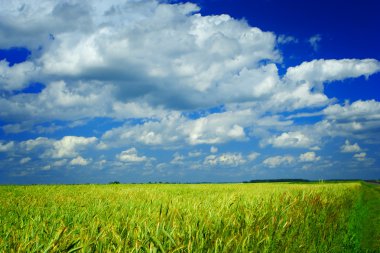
xmin=243 ymin=179 xmax=311 ymax=183
xmin=361 ymin=182 xmax=380 ymax=251
xmin=0 ymin=182 xmax=378 ymax=252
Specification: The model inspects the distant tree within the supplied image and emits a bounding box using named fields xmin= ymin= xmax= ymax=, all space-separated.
xmin=109 ymin=181 xmax=120 ymax=184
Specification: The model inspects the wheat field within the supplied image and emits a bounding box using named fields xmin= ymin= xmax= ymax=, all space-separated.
xmin=0 ymin=182 xmax=377 ymax=252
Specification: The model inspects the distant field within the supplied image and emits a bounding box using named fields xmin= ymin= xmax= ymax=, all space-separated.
xmin=0 ymin=182 xmax=378 ymax=252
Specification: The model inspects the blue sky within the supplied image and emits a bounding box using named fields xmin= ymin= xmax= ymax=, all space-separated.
xmin=0 ymin=0 xmax=380 ymax=184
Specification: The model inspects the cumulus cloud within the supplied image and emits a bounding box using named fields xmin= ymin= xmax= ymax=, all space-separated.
xmin=313 ymin=100 xmax=380 ymax=142
xmin=20 ymin=137 xmax=51 ymax=151
xmin=187 ymin=115 xmax=247 ymax=145
xmin=0 ymin=0 xmax=281 ymax=112
xmin=0 ymin=1 xmax=378 ymax=124
xmin=268 ymin=82 xmax=329 ymax=112
xmin=308 ymin=34 xmax=321 ymax=51
xmin=0 ymin=80 xmax=116 ymax=124
xmin=277 ymin=34 xmax=298 ymax=44
xmin=0 ymin=0 xmax=337 ymax=133
xmin=170 ymin=153 xmax=185 ymax=165
xmin=42 ymin=165 xmax=51 ymax=171
xmin=53 ymin=159 xmax=67 ymax=167
xmin=0 ymin=141 xmax=14 ymax=152
xmin=188 ymin=150 xmax=202 ymax=157
xmin=204 ymin=153 xmax=246 ymax=167
xmin=97 ymin=159 xmax=107 ymax=166
xmin=117 ymin=148 xmax=147 ymax=163
xmin=324 ymin=100 xmax=380 ymax=121
xmin=292 ymin=100 xmax=380 ymax=146
xmin=266 ymin=131 xmax=314 ymax=148
xmin=3 ymin=123 xmax=32 ymax=134
xmin=70 ymin=156 xmax=90 ymax=166
xmin=1 ymin=0 xmax=380 ymax=179
xmin=44 ymin=136 xmax=97 ymax=158
xmin=101 ymin=110 xmax=251 ymax=148
xmin=285 ymin=59 xmax=380 ymax=85
xmin=20 ymin=157 xmax=31 ymax=164
xmin=0 ymin=0 xmax=90 ymax=49
xmin=263 ymin=155 xmax=294 ymax=168
xmin=353 ymin=152 xmax=366 ymax=161
xmin=299 ymin=152 xmax=321 ymax=162
xmin=247 ymin=152 xmax=260 ymax=161
xmin=210 ymin=146 xmax=218 ymax=153
xmin=0 ymin=1 xmax=378 ymax=142
xmin=341 ymin=140 xmax=361 ymax=153
xmin=0 ymin=60 xmax=37 ymax=91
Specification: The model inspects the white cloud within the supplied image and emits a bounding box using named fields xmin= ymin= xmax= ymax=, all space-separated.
xmin=266 ymin=131 xmax=314 ymax=148
xmin=0 ymin=0 xmax=90 ymax=49
xmin=70 ymin=156 xmax=90 ymax=166
xmin=1 ymin=0 xmax=380 ymax=178
xmin=101 ymin=110 xmax=252 ymax=148
xmin=324 ymin=100 xmax=380 ymax=121
xmin=0 ymin=141 xmax=14 ymax=152
xmin=188 ymin=150 xmax=202 ymax=157
xmin=268 ymin=82 xmax=329 ymax=112
xmin=210 ymin=146 xmax=218 ymax=153
xmin=3 ymin=123 xmax=32 ymax=134
xmin=21 ymin=137 xmax=51 ymax=151
xmin=47 ymin=136 xmax=97 ymax=158
xmin=299 ymin=152 xmax=321 ymax=162
xmin=0 ymin=60 xmax=37 ymax=91
xmin=0 ymin=1 xmax=378 ymax=152
xmin=117 ymin=148 xmax=147 ymax=163
xmin=277 ymin=34 xmax=298 ymax=44
xmin=353 ymin=152 xmax=366 ymax=161
xmin=13 ymin=0 xmax=278 ymax=108
xmin=170 ymin=153 xmax=185 ymax=165
xmin=18 ymin=136 xmax=96 ymax=162
xmin=98 ymin=159 xmax=107 ymax=166
xmin=53 ymin=159 xmax=67 ymax=167
xmin=20 ymin=157 xmax=31 ymax=164
xmin=285 ymin=59 xmax=380 ymax=84
xmin=204 ymin=153 xmax=246 ymax=167
xmin=279 ymin=101 xmax=380 ymax=151
xmin=0 ymin=0 xmax=283 ymax=125
xmin=341 ymin=140 xmax=361 ymax=153
xmin=185 ymin=110 xmax=250 ymax=145
xmin=203 ymin=155 xmax=218 ymax=166
xmin=101 ymin=113 xmax=184 ymax=147
xmin=263 ymin=155 xmax=294 ymax=168
xmin=313 ymin=100 xmax=380 ymax=142
xmin=308 ymin=34 xmax=321 ymax=51
xmin=248 ymin=152 xmax=260 ymax=161
xmin=42 ymin=165 xmax=51 ymax=171
xmin=0 ymin=80 xmax=115 ymax=124
xmin=98 ymin=97 xmax=380 ymax=150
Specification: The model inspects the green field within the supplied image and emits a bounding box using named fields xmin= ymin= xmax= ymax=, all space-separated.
xmin=0 ymin=182 xmax=379 ymax=252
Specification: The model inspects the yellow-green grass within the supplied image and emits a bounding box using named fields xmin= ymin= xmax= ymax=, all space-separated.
xmin=0 ymin=182 xmax=376 ymax=252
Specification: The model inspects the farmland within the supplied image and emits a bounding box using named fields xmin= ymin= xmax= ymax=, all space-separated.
xmin=0 ymin=182 xmax=379 ymax=252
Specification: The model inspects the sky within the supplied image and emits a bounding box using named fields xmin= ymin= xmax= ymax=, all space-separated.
xmin=0 ymin=0 xmax=380 ymax=184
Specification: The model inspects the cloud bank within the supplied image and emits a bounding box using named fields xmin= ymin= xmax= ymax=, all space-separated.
xmin=0 ymin=0 xmax=379 ymax=182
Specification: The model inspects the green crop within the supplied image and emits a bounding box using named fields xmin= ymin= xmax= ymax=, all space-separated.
xmin=0 ymin=182 xmax=376 ymax=252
